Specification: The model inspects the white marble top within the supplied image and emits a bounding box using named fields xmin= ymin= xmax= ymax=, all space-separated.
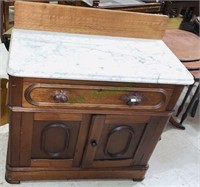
xmin=7 ymin=29 xmax=194 ymax=85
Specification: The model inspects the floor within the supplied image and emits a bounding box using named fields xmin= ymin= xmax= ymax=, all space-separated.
xmin=0 ymin=98 xmax=199 ymax=187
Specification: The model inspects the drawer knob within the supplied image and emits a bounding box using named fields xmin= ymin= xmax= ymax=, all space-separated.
xmin=60 ymin=95 xmax=68 ymax=103
xmin=126 ymin=95 xmax=142 ymax=106
xmin=53 ymin=90 xmax=68 ymax=103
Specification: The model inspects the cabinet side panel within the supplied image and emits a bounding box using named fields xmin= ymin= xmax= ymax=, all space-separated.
xmin=7 ymin=111 xmax=22 ymax=167
xmin=8 ymin=76 xmax=23 ymax=106
xmin=20 ymin=112 xmax=34 ymax=166
xmin=166 ymin=85 xmax=184 ymax=111
xmin=133 ymin=116 xmax=169 ymax=165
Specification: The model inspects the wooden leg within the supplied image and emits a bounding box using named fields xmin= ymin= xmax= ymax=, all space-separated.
xmin=5 ymin=179 xmax=20 ymax=184
xmin=132 ymin=177 xmax=144 ymax=182
xmin=5 ymin=176 xmax=20 ymax=184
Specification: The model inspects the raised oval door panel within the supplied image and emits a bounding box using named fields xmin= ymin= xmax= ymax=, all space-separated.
xmin=82 ymin=115 xmax=148 ymax=168
xmin=31 ymin=113 xmax=90 ymax=168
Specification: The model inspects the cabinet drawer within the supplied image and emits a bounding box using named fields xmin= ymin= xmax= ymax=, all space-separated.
xmin=23 ymin=82 xmax=173 ymax=111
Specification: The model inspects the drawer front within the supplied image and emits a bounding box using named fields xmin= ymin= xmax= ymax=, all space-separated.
xmin=23 ymin=82 xmax=173 ymax=111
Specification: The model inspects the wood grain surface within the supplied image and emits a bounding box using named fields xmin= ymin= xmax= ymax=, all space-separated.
xmin=14 ymin=1 xmax=168 ymax=39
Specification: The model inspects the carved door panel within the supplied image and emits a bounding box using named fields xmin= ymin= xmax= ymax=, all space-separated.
xmin=20 ymin=112 xmax=90 ymax=168
xmin=82 ymin=114 xmax=150 ymax=168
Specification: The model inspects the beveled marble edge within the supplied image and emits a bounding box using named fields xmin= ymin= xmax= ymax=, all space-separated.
xmin=7 ymin=29 xmax=194 ymax=85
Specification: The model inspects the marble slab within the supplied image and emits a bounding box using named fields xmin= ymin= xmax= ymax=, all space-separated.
xmin=7 ymin=29 xmax=194 ymax=85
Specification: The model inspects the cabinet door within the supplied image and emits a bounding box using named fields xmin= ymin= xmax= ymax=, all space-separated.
xmin=19 ymin=113 xmax=90 ymax=168
xmin=82 ymin=114 xmax=149 ymax=168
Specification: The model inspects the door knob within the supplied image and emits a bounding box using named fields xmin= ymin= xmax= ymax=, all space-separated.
xmin=90 ymin=140 xmax=97 ymax=147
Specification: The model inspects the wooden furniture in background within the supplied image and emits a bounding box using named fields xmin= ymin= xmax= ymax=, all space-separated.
xmin=163 ymin=29 xmax=200 ymax=61
xmin=162 ymin=0 xmax=199 ymax=18
xmin=162 ymin=1 xmax=199 ymax=34
xmin=3 ymin=1 xmax=14 ymax=32
xmin=0 ymin=0 xmax=4 ymax=42
xmin=173 ymin=60 xmax=199 ymax=126
xmin=3 ymin=0 xmax=50 ymax=31
xmin=0 ymin=43 xmax=9 ymax=126
xmin=0 ymin=0 xmax=52 ymax=48
xmin=0 ymin=79 xmax=8 ymax=126
xmin=163 ymin=29 xmax=200 ymax=129
xmin=59 ymin=0 xmax=162 ymax=13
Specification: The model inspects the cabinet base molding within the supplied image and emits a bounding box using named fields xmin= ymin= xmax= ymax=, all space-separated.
xmin=5 ymin=165 xmax=147 ymax=183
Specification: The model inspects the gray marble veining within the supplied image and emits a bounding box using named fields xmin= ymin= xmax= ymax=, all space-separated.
xmin=7 ymin=29 xmax=194 ymax=85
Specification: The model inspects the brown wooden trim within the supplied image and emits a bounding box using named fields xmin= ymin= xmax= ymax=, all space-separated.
xmin=10 ymin=106 xmax=172 ymax=116
xmin=23 ymin=77 xmax=176 ymax=89
xmin=6 ymin=163 xmax=147 ymax=171
xmin=24 ymin=82 xmax=171 ymax=92
xmin=105 ymin=115 xmax=150 ymax=124
xmin=92 ymin=159 xmax=133 ymax=168
xmin=82 ymin=115 xmax=106 ymax=168
xmin=132 ymin=116 xmax=169 ymax=165
xmin=23 ymin=102 xmax=167 ymax=111
xmin=8 ymin=76 xmax=23 ymax=106
xmin=14 ymin=1 xmax=168 ymax=39
xmin=6 ymin=166 xmax=147 ymax=182
xmin=166 ymin=85 xmax=183 ymax=111
xmin=31 ymin=159 xmax=73 ymax=168
xmin=19 ymin=113 xmax=33 ymax=166
xmin=8 ymin=111 xmax=22 ymax=167
xmin=34 ymin=113 xmax=82 ymax=121
xmin=73 ymin=114 xmax=91 ymax=167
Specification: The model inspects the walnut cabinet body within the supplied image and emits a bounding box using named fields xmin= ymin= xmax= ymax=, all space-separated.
xmin=6 ymin=76 xmax=183 ymax=183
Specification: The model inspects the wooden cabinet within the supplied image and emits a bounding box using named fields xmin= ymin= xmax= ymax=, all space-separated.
xmin=82 ymin=115 xmax=151 ymax=168
xmin=5 ymin=2 xmax=193 ymax=184
xmin=6 ymin=76 xmax=183 ymax=183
